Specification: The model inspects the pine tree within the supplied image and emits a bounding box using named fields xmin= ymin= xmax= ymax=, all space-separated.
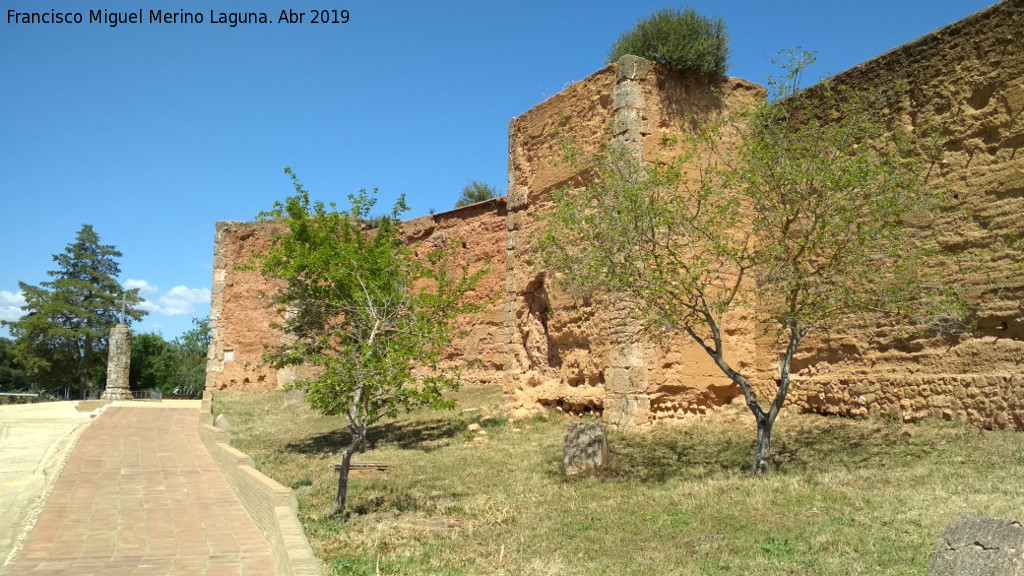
xmin=2 ymin=225 xmax=146 ymax=399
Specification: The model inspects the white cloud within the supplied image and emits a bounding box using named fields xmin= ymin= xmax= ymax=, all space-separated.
xmin=0 ymin=290 xmax=27 ymax=323
xmin=129 ymin=282 xmax=211 ymax=317
xmin=154 ymin=285 xmax=211 ymax=316
xmin=123 ymin=278 xmax=159 ymax=295
xmin=0 ymin=281 xmax=210 ymax=328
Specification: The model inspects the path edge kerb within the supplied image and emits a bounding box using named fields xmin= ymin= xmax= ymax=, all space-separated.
xmin=197 ymin=394 xmax=322 ymax=576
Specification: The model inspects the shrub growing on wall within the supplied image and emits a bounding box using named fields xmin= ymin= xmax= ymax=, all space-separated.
xmin=607 ymin=7 xmax=729 ymax=75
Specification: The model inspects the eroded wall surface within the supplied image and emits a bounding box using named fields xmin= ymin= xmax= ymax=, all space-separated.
xmin=501 ymin=57 xmax=765 ymax=425
xmin=777 ymin=0 xmax=1024 ymax=428
xmin=206 ymin=202 xmax=507 ymax=392
xmin=207 ymin=1 xmax=1022 ymax=431
xmin=207 ymin=222 xmax=287 ymax=391
xmin=503 ymin=1 xmax=1023 ymax=429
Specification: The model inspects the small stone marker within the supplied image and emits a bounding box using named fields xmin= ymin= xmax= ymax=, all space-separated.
xmin=929 ymin=515 xmax=1024 ymax=575
xmin=562 ymin=422 xmax=608 ymax=476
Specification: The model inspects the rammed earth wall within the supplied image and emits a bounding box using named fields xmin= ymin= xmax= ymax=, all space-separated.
xmin=208 ymin=0 xmax=1023 ymax=430
xmin=205 ymin=200 xmax=507 ymax=392
xmin=771 ymin=0 xmax=1024 ymax=427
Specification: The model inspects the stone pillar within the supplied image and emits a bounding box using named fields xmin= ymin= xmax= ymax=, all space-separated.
xmin=612 ymin=55 xmax=652 ymax=158
xmin=603 ymin=299 xmax=653 ymax=429
xmin=206 ymin=222 xmax=229 ymax=396
xmin=603 ymin=55 xmax=654 ymax=429
xmin=101 ymin=324 xmax=133 ymax=400
xmin=502 ymin=116 xmax=527 ymax=397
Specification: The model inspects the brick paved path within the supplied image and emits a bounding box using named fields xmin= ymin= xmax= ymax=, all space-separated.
xmin=4 ymin=407 xmax=275 ymax=576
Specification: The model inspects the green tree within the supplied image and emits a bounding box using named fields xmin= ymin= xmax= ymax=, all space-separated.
xmin=2 ymin=225 xmax=146 ymax=399
xmin=171 ymin=316 xmax=210 ymax=398
xmin=130 ymin=332 xmax=176 ymax=392
xmin=542 ymin=53 xmax=964 ymax=474
xmin=607 ymin=7 xmax=729 ymax=75
xmin=123 ymin=318 xmax=209 ymax=399
xmin=455 ymin=180 xmax=500 ymax=208
xmin=0 ymin=337 xmax=32 ymax=393
xmin=254 ymin=169 xmax=485 ymax=518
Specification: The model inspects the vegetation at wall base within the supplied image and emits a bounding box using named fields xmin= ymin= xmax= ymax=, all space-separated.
xmin=214 ymin=388 xmax=1024 ymax=575
xmin=607 ymin=7 xmax=730 ymax=75
xmin=251 ymin=168 xmax=486 ymax=518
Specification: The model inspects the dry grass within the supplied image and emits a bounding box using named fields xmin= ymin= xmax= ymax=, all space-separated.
xmin=211 ymin=388 xmax=1024 ymax=575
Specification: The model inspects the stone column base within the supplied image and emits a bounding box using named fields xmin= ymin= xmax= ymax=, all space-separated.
xmin=100 ymin=388 xmax=133 ymax=401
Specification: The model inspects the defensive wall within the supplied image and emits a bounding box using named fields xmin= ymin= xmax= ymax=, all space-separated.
xmin=768 ymin=0 xmax=1024 ymax=428
xmin=208 ymin=0 xmax=1023 ymax=430
xmin=206 ymin=199 xmax=507 ymax=392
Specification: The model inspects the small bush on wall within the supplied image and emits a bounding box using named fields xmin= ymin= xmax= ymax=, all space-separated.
xmin=607 ymin=7 xmax=730 ymax=75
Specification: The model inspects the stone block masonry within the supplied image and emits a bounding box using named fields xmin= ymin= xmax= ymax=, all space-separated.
xmin=101 ymin=324 xmax=132 ymax=400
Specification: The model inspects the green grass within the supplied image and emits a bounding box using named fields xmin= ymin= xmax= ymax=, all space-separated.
xmin=211 ymin=388 xmax=1024 ymax=575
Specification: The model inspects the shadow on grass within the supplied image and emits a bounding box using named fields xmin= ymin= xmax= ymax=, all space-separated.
xmin=591 ymin=416 xmax=932 ymax=483
xmin=285 ymin=417 xmax=465 ymax=455
xmin=598 ymin=427 xmax=753 ymax=483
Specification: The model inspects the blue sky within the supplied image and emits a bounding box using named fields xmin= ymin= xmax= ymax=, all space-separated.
xmin=0 ymin=0 xmax=999 ymax=339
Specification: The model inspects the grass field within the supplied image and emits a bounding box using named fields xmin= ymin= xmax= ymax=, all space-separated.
xmin=211 ymin=387 xmax=1024 ymax=575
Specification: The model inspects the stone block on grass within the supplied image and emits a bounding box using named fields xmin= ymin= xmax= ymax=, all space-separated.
xmin=562 ymin=422 xmax=608 ymax=476
xmin=929 ymin=515 xmax=1024 ymax=575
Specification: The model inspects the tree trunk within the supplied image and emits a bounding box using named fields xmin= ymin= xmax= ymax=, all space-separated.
xmin=753 ymin=416 xmax=773 ymax=476
xmin=329 ymin=428 xmax=366 ymax=520
xmin=329 ymin=448 xmax=353 ymax=519
xmin=751 ymin=327 xmax=800 ymax=476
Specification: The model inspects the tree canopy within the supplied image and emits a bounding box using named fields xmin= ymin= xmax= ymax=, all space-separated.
xmin=1 ymin=225 xmax=146 ymax=399
xmin=0 ymin=337 xmax=31 ymax=393
xmin=254 ymin=168 xmax=485 ymax=517
xmin=607 ymin=7 xmax=730 ymax=75
xmin=542 ymin=52 xmax=966 ymax=474
xmin=127 ymin=317 xmax=210 ymax=398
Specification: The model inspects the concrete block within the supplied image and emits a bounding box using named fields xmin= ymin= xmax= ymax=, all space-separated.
xmin=617 ymin=55 xmax=649 ymax=81
xmin=505 ymin=270 xmax=520 ymax=293
xmin=609 ymin=342 xmax=643 ymax=368
xmin=613 ymin=108 xmax=652 ymax=136
xmin=605 ymin=367 xmax=631 ymax=394
xmin=613 ymin=81 xmax=645 ymax=110
xmin=604 ymin=394 xmax=652 ymax=429
xmin=506 ymin=186 xmax=529 ymax=210
xmin=283 ymin=386 xmax=306 ymax=407
xmin=612 ymin=133 xmax=643 ymax=159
